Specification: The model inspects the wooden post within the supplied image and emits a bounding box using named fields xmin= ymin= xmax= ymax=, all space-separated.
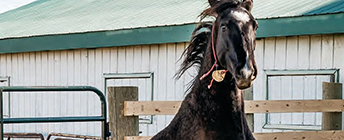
xmin=108 ymin=87 xmax=139 ymax=140
xmin=243 ymin=86 xmax=254 ymax=132
xmin=322 ymin=82 xmax=342 ymax=130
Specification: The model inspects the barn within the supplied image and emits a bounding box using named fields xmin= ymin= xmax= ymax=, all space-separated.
xmin=0 ymin=0 xmax=344 ymax=137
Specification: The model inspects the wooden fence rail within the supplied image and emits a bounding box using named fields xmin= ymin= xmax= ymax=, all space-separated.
xmin=124 ymin=130 xmax=344 ymax=140
xmin=124 ymin=100 xmax=344 ymax=116
xmin=109 ymin=82 xmax=343 ymax=140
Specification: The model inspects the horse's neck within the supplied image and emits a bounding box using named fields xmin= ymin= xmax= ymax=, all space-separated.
xmin=185 ymin=78 xmax=244 ymax=133
xmin=192 ymin=78 xmax=242 ymax=112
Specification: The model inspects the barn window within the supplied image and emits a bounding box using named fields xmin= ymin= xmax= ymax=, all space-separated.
xmin=103 ymin=72 xmax=154 ymax=124
xmin=263 ymin=69 xmax=339 ymax=131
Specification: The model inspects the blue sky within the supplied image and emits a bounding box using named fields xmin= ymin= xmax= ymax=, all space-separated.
xmin=0 ymin=0 xmax=36 ymax=14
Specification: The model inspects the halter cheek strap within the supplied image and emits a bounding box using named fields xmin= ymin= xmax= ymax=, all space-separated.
xmin=200 ymin=24 xmax=228 ymax=89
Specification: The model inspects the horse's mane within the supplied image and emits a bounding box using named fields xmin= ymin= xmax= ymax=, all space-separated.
xmin=201 ymin=0 xmax=241 ymax=20
xmin=175 ymin=22 xmax=212 ymax=79
xmin=175 ymin=0 xmax=242 ymax=79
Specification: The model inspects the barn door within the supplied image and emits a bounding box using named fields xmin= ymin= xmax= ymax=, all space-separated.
xmin=0 ymin=77 xmax=10 ymax=118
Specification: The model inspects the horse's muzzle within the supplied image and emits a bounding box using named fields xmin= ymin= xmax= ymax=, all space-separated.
xmin=235 ymin=67 xmax=256 ymax=89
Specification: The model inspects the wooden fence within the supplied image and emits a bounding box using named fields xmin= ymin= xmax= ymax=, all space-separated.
xmin=108 ymin=82 xmax=344 ymax=140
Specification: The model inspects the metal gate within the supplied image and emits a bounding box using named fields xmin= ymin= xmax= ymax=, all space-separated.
xmin=0 ymin=86 xmax=110 ymax=140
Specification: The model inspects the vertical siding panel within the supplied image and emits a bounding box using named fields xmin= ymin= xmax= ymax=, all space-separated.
xmin=321 ymin=35 xmax=334 ymax=69
xmin=275 ymin=37 xmax=288 ymax=131
xmin=149 ymin=44 xmax=159 ymax=136
xmin=103 ymin=48 xmax=111 ymax=74
xmin=287 ymin=37 xmax=303 ymax=125
xmin=132 ymin=45 xmax=146 ymax=135
xmin=253 ymin=39 xmax=265 ymax=133
xmin=157 ymin=44 xmax=167 ymax=132
xmin=117 ymin=47 xmax=126 ymax=85
xmin=124 ymin=46 xmax=134 ymax=86
xmin=298 ymin=36 xmax=310 ymax=69
xmin=6 ymin=54 xmax=12 ymax=77
xmin=141 ymin=45 xmax=150 ymax=136
xmin=29 ymin=52 xmax=36 ymax=131
xmin=10 ymin=53 xmax=19 ymax=132
xmin=35 ymin=52 xmax=43 ymax=132
xmin=175 ymin=43 xmax=186 ymax=100
xmin=319 ymin=35 xmax=335 ymax=125
xmin=80 ymin=49 xmax=88 ymax=135
xmin=60 ymin=50 xmax=68 ymax=133
xmin=53 ymin=51 xmax=62 ymax=132
xmin=285 ymin=37 xmax=299 ymax=126
xmin=292 ymin=76 xmax=304 ymax=125
xmin=309 ymin=35 xmax=323 ymax=126
xmin=299 ymin=36 xmax=315 ymax=126
xmin=286 ymin=37 xmax=298 ymax=69
xmin=274 ymin=37 xmax=286 ymax=69
xmin=47 ymin=51 xmax=55 ymax=132
xmin=73 ymin=50 xmax=82 ymax=134
xmin=18 ymin=53 xmax=24 ymax=131
xmin=268 ymin=76 xmax=281 ymax=132
xmin=5 ymin=54 xmax=12 ymax=131
xmin=264 ymin=38 xmax=276 ymax=70
xmin=303 ymin=75 xmax=316 ymax=125
xmin=29 ymin=52 xmax=36 ymax=124
xmin=133 ymin=46 xmax=142 ymax=122
xmin=141 ymin=45 xmax=150 ymax=72
xmin=67 ymin=50 xmax=75 ymax=133
xmin=109 ymin=47 xmax=118 ymax=97
xmin=125 ymin=46 xmax=134 ymax=74
xmin=41 ymin=52 xmax=49 ymax=133
xmin=110 ymin=47 xmax=118 ymax=73
xmin=309 ymin=35 xmax=322 ymax=69
xmin=23 ymin=53 xmax=31 ymax=131
xmin=271 ymin=37 xmax=287 ymax=132
xmin=45 ymin=51 xmax=56 ymax=131
xmin=87 ymin=49 xmax=96 ymax=134
xmin=108 ymin=47 xmax=118 ymax=111
xmin=0 ymin=54 xmax=6 ymax=76
xmin=166 ymin=43 xmax=176 ymax=126
xmin=94 ymin=48 xmax=103 ymax=135
xmin=262 ymin=38 xmax=275 ymax=132
xmin=102 ymin=48 xmax=111 ymax=135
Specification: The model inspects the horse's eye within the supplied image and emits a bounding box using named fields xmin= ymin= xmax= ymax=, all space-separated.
xmin=221 ymin=25 xmax=227 ymax=32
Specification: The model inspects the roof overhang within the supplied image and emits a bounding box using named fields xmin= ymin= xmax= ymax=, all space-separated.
xmin=1 ymin=12 xmax=344 ymax=54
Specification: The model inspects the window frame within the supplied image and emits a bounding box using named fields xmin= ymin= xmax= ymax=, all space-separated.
xmin=262 ymin=69 xmax=339 ymax=131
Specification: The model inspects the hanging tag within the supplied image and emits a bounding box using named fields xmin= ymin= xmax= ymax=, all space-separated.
xmin=212 ymin=70 xmax=227 ymax=82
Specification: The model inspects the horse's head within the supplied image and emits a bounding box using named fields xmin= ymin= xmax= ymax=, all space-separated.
xmin=206 ymin=0 xmax=258 ymax=89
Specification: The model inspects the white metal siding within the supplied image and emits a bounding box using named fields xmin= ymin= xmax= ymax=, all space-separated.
xmin=0 ymin=42 xmax=194 ymax=136
xmin=0 ymin=34 xmax=343 ymax=136
xmin=253 ymin=34 xmax=344 ymax=132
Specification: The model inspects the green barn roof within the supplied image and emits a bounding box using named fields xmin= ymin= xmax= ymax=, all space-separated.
xmin=1 ymin=0 xmax=344 ymax=53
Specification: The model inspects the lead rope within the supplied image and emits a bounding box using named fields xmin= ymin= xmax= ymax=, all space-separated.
xmin=199 ymin=24 xmax=228 ymax=89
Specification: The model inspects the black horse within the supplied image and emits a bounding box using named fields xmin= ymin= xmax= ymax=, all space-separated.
xmin=152 ymin=0 xmax=258 ymax=139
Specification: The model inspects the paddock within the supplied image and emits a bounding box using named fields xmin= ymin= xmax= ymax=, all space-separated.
xmin=0 ymin=0 xmax=344 ymax=138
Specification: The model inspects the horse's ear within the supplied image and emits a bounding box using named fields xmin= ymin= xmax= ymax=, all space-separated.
xmin=241 ymin=0 xmax=253 ymax=12
xmin=208 ymin=0 xmax=220 ymax=7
